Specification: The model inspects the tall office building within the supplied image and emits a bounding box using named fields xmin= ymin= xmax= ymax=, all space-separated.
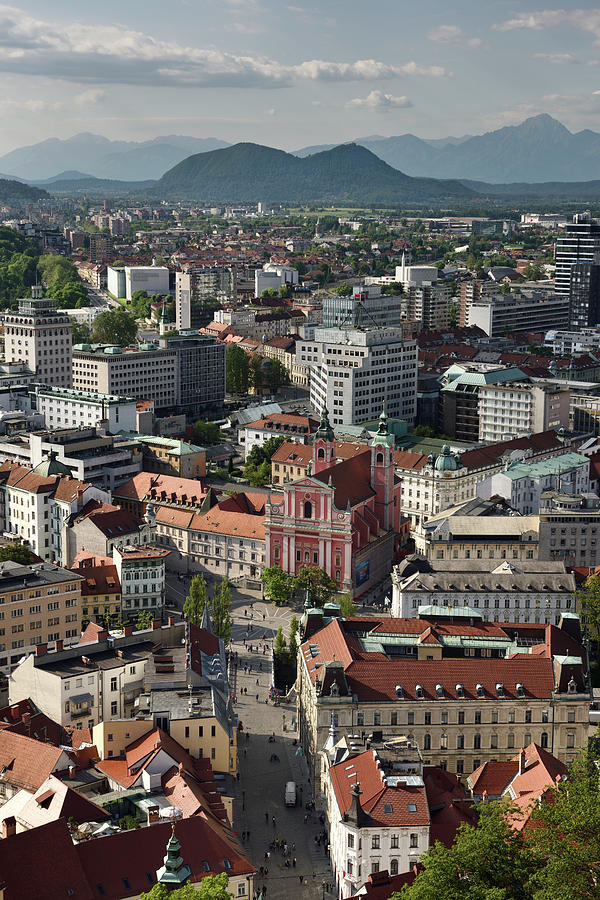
xmin=569 ymin=261 xmax=600 ymax=329
xmin=555 ymin=212 xmax=600 ymax=298
xmin=297 ymin=326 xmax=418 ymax=426
xmin=3 ymin=286 xmax=73 ymax=387
xmin=322 ymin=284 xmax=403 ymax=328
xmin=176 ymin=268 xmax=236 ymax=330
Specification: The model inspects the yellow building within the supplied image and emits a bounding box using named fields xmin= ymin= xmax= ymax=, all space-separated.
xmin=121 ymin=434 xmax=206 ymax=478
xmin=70 ymin=558 xmax=121 ymax=625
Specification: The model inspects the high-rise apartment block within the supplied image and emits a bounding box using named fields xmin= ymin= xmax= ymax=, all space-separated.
xmin=406 ymin=282 xmax=453 ymax=331
xmin=297 ymin=326 xmax=417 ymax=426
xmin=89 ymin=232 xmax=113 ymax=263
xmin=322 ymin=284 xmax=403 ymax=328
xmin=555 ymin=212 xmax=600 ymax=299
xmin=569 ymin=261 xmax=600 ymax=329
xmin=175 ymin=268 xmax=236 ymax=331
xmin=3 ymin=287 xmax=72 ymax=388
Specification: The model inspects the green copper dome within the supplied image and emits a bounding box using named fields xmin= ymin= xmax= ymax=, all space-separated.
xmin=371 ymin=402 xmax=395 ymax=449
xmin=434 ymin=445 xmax=461 ymax=472
xmin=315 ymin=406 xmax=334 ymax=443
xmin=32 ymin=451 xmax=72 ymax=478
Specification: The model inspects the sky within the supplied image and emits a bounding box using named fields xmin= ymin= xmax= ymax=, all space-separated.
xmin=1 ymin=0 xmax=600 ymax=153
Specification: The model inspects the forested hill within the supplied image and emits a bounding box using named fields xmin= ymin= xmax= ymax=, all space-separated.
xmin=0 ymin=179 xmax=49 ymax=201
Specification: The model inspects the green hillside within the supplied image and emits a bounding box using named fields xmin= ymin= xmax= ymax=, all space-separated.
xmin=155 ymin=142 xmax=475 ymax=203
xmin=0 ymin=179 xmax=49 ymax=201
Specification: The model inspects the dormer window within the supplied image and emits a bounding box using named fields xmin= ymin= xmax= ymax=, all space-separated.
xmin=516 ymin=682 xmax=525 ymax=697
xmin=395 ymin=684 xmax=403 ymax=699
xmin=476 ymin=683 xmax=485 ymax=699
xmin=455 ymin=683 xmax=464 ymax=698
xmin=435 ymin=683 xmax=444 ymax=699
xmin=415 ymin=684 xmax=424 ymax=699
xmin=496 ymin=682 xmax=505 ymax=698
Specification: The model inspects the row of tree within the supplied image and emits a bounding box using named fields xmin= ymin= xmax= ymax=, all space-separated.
xmin=226 ymin=345 xmax=289 ymax=395
xmin=183 ymin=574 xmax=233 ymax=645
xmin=243 ymin=435 xmax=285 ymax=487
xmin=261 ymin=564 xmax=351 ymax=609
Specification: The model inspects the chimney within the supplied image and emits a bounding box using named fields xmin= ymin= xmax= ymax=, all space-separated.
xmin=2 ymin=816 xmax=16 ymax=838
xmin=518 ymin=748 xmax=526 ymax=775
xmin=22 ymin=711 xmax=31 ymax=724
xmin=152 ymin=620 xmax=161 ymax=630
xmin=68 ymin=765 xmax=76 ymax=780
xmin=55 ymin=639 xmax=63 ymax=651
xmin=35 ymin=644 xmax=47 ymax=657
xmin=123 ymin=625 xmax=133 ymax=636
xmin=168 ymin=616 xmax=175 ymax=627
xmin=9 ymin=705 xmax=20 ymax=720
xmin=97 ymin=629 xmax=108 ymax=642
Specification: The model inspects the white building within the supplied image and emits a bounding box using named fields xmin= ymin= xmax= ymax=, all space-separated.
xmin=324 ymin=742 xmax=429 ymax=897
xmin=2 ymin=287 xmax=72 ymax=388
xmin=241 ymin=412 xmax=317 ymax=460
xmin=478 ymin=382 xmax=570 ymax=443
xmin=255 ymin=263 xmax=298 ymax=297
xmin=65 ymin=306 xmax=109 ymax=327
xmin=469 ymin=291 xmax=568 ymax=338
xmin=395 ymin=253 xmax=438 ymax=289
xmin=30 ymin=385 xmax=137 ymax=433
xmin=477 ymin=452 xmax=590 ymax=514
xmin=113 ymin=544 xmax=170 ymax=621
xmin=175 ymin=268 xmax=236 ymax=330
xmin=544 ymin=328 xmax=600 ymax=356
xmin=322 ymin=285 xmax=403 ymax=329
xmin=297 ymin=326 xmax=418 ymax=427
xmin=0 ymin=460 xmax=109 ymax=564
xmin=124 ymin=266 xmax=170 ymax=301
xmin=391 ymin=558 xmax=576 ymax=626
xmin=406 ymin=281 xmax=452 ymax=330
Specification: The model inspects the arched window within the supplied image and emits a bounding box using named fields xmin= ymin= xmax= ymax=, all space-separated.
xmin=304 ymin=501 xmax=312 ymax=519
xmin=541 ymin=731 xmax=548 ymax=748
xmin=317 ymin=447 xmax=325 ymax=460
xmin=390 ymin=860 xmax=399 ymax=875
xmin=376 ymin=452 xmax=384 ymax=464
xmin=423 ymin=733 xmax=431 ymax=750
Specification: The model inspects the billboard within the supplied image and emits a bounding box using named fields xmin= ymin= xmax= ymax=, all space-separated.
xmin=355 ymin=559 xmax=370 ymax=587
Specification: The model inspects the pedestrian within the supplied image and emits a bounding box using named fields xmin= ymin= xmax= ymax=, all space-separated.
xmin=265 ymin=812 xmax=268 ymax=824
xmin=259 ymin=866 xmax=264 ymax=877
xmin=298 ymin=875 xmax=303 ymax=885
xmin=272 ymin=816 xmax=276 ymax=827
xmin=284 ymin=859 xmax=290 ymax=868
xmin=247 ymin=831 xmax=250 ymax=840
xmin=244 ymin=748 xmax=247 ymax=757
xmin=256 ymin=693 xmax=259 ymax=701
xmin=313 ymin=872 xmax=316 ymax=881
xmin=293 ymin=857 xmax=296 ymax=867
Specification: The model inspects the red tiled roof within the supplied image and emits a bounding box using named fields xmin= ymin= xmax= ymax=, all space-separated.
xmin=70 ymin=562 xmax=120 ymax=597
xmin=348 ymin=869 xmax=418 ymax=899
xmin=72 ymin=499 xmax=143 ymax=537
xmin=0 ymin=818 xmax=91 ymax=899
xmin=423 ymin=766 xmax=476 ymax=847
xmin=0 ymin=700 xmax=65 ymax=747
xmin=189 ymin=622 xmax=221 ymax=676
xmin=312 ymin=452 xmax=375 ymax=508
xmin=468 ymin=760 xmax=519 ymax=796
xmin=0 ymin=731 xmax=70 ymax=793
xmin=114 ymin=471 xmax=209 ymax=504
xmin=394 ymin=450 xmax=428 ymax=471
xmin=0 ymin=461 xmax=92 ymax=501
xmin=243 ymin=412 xmax=318 ymax=431
xmin=459 ymin=430 xmax=564 ymax=471
xmin=330 ymin=750 xmax=430 ymax=827
xmin=15 ymin=774 xmax=109 ymax=828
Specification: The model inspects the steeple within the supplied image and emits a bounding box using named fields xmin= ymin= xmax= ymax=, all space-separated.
xmin=156 ymin=823 xmax=192 ymax=887
xmin=201 ymin=599 xmax=213 ymax=633
xmin=371 ymin=401 xmax=395 ymax=449
xmin=159 ymin=297 xmax=169 ymax=336
xmin=316 ymin=406 xmax=334 ymax=443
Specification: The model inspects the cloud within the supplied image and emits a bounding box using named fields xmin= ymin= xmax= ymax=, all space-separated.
xmin=493 ymin=9 xmax=600 ymax=44
xmin=264 ymin=107 xmax=276 ymax=116
xmin=533 ymin=52 xmax=578 ymax=64
xmin=74 ymin=88 xmax=106 ymax=105
xmin=0 ymin=5 xmax=448 ymax=89
xmin=225 ymin=21 xmax=266 ymax=34
xmin=0 ymin=98 xmax=63 ymax=112
xmin=346 ymin=90 xmax=413 ymax=111
xmin=428 ymin=25 xmax=484 ymax=47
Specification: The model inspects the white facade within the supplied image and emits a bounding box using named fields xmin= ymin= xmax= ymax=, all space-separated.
xmin=3 ymin=289 xmax=72 ymax=388
xmin=297 ymin=326 xmax=418 ymax=427
xmin=469 ymin=292 xmax=568 ymax=338
xmin=31 ymin=385 xmax=137 ymax=433
xmin=113 ymin=546 xmax=167 ymax=620
xmin=406 ymin=281 xmax=452 ymax=330
xmin=478 ymin=382 xmax=570 ymax=443
xmin=124 ymin=266 xmax=170 ymax=302
xmin=544 ymin=328 xmax=600 ymax=356
xmin=255 ymin=263 xmax=298 ymax=297
xmin=477 ymin=452 xmax=590 ymax=514
xmin=392 ymin=560 xmax=576 ymax=626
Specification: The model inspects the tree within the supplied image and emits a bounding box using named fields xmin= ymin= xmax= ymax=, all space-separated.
xmin=294 ymin=566 xmax=337 ymax=608
xmin=395 ymin=799 xmax=539 ymax=900
xmin=575 ymin=573 xmax=600 ymax=653
xmin=91 ymin=309 xmax=137 ymax=346
xmin=244 ymin=459 xmax=271 ymax=487
xmin=278 ymin=283 xmax=292 ymax=299
xmin=413 ymin=425 xmax=435 ymax=438
xmin=135 ymin=611 xmax=154 ymax=630
xmin=0 ymin=542 xmax=34 ymax=565
xmin=130 ymin=289 xmax=152 ymax=318
xmin=338 ymin=593 xmax=356 ymax=617
xmin=335 ymin=282 xmax=353 ymax=296
xmin=184 ymin=575 xmax=208 ymax=626
xmin=261 ymin=565 xmax=295 ymax=606
xmin=448 ymin=304 xmax=459 ymax=327
xmin=526 ymin=742 xmax=600 ymax=900
xmin=227 ymin=455 xmax=234 ymax=474
xmin=265 ymin=358 xmax=290 ymax=392
xmin=262 ymin=435 xmax=286 ymax=460
xmin=288 ymin=614 xmax=299 ymax=667
xmin=71 ymin=321 xmax=91 ymax=344
xmin=212 ymin=577 xmax=232 ymax=645
xmin=273 ymin=625 xmax=287 ymax=661
xmin=191 ymin=420 xmax=221 ymax=446
xmin=261 ymin=288 xmax=278 ymax=298
xmin=141 ymin=873 xmax=232 ymax=899
xmin=226 ymin=345 xmax=250 ymax=394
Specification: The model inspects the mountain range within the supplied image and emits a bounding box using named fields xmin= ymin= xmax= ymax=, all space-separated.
xmin=0 ymin=134 xmax=230 ymax=181
xmin=154 ymin=142 xmax=475 ymax=202
xmin=295 ymin=115 xmax=600 ymax=183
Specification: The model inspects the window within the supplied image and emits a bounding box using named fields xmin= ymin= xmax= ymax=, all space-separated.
xmin=373 ymin=713 xmax=381 ymax=726
xmin=541 ymin=732 xmax=549 ymax=748
xmin=303 ymin=501 xmax=312 ymax=519
xmin=110 ymin=677 xmax=118 ymax=691
xmin=407 ymin=712 xmax=414 ymax=726
xmin=410 ymin=834 xmax=418 ymax=848
xmin=371 ymin=835 xmax=380 ymax=849
xmin=424 ymin=712 xmax=431 ymax=726
xmin=423 ymin=734 xmax=431 ymax=750
xmin=475 ymin=711 xmax=481 ymax=725
xmin=390 ymin=859 xmax=399 ymax=875
xmin=441 ymin=712 xmax=448 ymax=725
xmin=508 ymin=732 xmax=515 ymax=749
xmin=458 ymin=711 xmax=464 ymax=725
xmin=567 ymin=733 xmax=575 ymax=748
xmin=371 ymin=862 xmax=380 ymax=875
xmin=391 ymin=712 xmax=398 ymax=726
xmin=110 ymin=701 xmax=117 ymax=715
xmin=491 ymin=734 xmax=498 ymax=750
xmin=237 ymin=883 xmax=247 ymax=897
xmin=456 ymin=734 xmax=464 ymax=750
xmin=567 ymin=709 xmax=576 ymax=723
xmin=456 ymin=759 xmax=464 ymax=775
xmin=473 ymin=734 xmax=481 ymax=750
xmin=391 ymin=835 xmax=399 ymax=849
xmin=347 ymin=834 xmax=354 ymax=849
xmin=525 ymin=710 xmax=532 ymax=724
xmin=347 ymin=860 xmax=353 ymax=876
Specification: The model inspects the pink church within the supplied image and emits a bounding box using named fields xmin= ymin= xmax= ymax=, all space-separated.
xmin=264 ymin=407 xmax=402 ymax=598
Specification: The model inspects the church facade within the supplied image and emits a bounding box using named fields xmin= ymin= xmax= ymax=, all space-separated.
xmin=264 ymin=408 xmax=402 ymax=598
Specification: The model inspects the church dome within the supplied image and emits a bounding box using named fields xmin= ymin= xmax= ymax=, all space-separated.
xmin=434 ymin=445 xmax=461 ymax=472
xmin=32 ymin=450 xmax=72 ymax=478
